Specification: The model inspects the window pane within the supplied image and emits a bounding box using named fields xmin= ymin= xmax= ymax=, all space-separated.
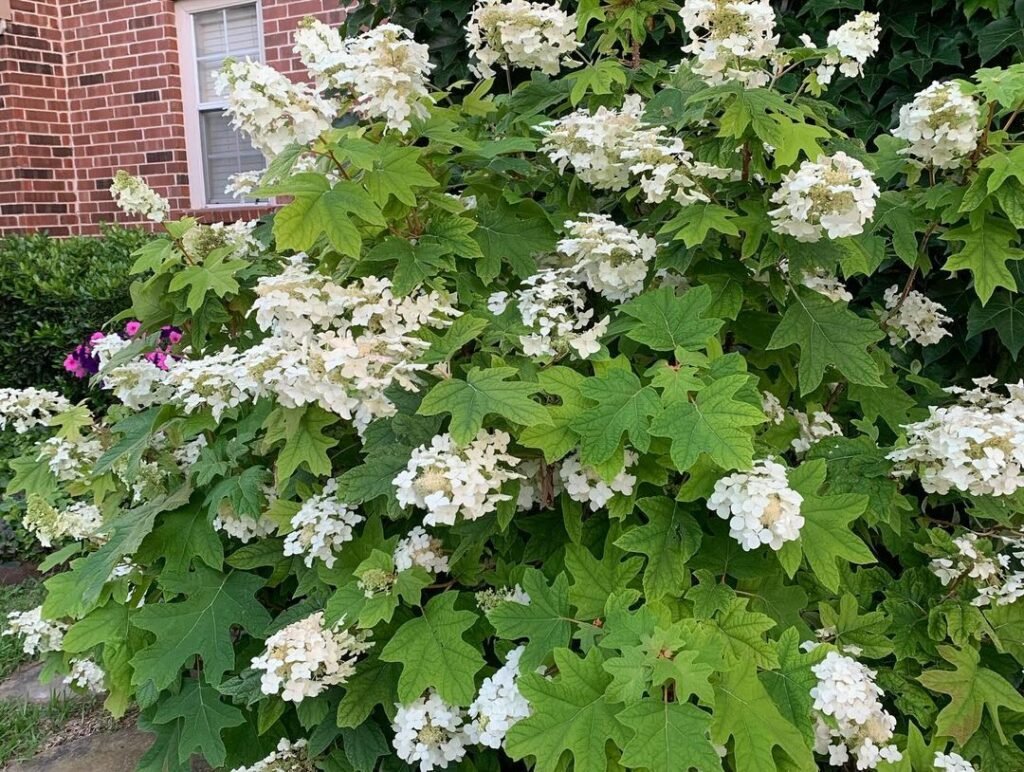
xmin=200 ymin=110 xmax=264 ymax=205
xmin=193 ymin=4 xmax=260 ymax=102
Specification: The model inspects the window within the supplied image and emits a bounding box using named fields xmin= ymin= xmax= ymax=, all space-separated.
xmin=176 ymin=0 xmax=266 ymax=208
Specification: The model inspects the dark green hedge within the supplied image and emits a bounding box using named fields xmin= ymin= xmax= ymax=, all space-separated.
xmin=0 ymin=226 xmax=149 ymax=401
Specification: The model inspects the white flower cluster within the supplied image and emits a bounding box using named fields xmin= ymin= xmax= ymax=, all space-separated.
xmin=283 ymin=479 xmax=364 ymax=569
xmin=930 ymin=532 xmax=1024 ymax=607
xmin=770 ymin=153 xmax=879 ymax=242
xmin=539 ymin=95 xmax=726 ymax=203
xmin=295 ymin=20 xmax=433 ymax=134
xmin=476 ymin=584 xmax=532 ymax=613
xmin=557 ymin=215 xmax=656 ymax=302
xmin=394 ymin=431 xmax=522 ymax=526
xmin=109 ymin=170 xmax=169 ymax=223
xmin=708 ymin=459 xmax=804 ymax=551
xmin=214 ymin=508 xmax=277 ymax=544
xmin=0 ymin=387 xmax=70 ymax=433
xmin=181 ymin=220 xmax=261 ymax=262
xmin=883 ymin=285 xmax=952 ymax=347
xmin=680 ymin=0 xmax=779 ymax=88
xmin=37 ymin=435 xmax=103 ymax=483
xmin=3 ymin=606 xmax=66 ymax=656
xmin=489 ymin=269 xmax=608 ymax=360
xmin=215 ymin=58 xmax=335 ymax=157
xmin=394 ymin=526 xmax=449 ymax=574
xmin=793 ymin=410 xmax=843 ymax=454
xmin=934 ymin=752 xmax=976 ymax=772
xmin=64 ymin=658 xmax=105 ymax=694
xmin=559 ymin=450 xmax=638 ymax=511
xmin=392 ymin=690 xmax=469 ymax=771
xmin=466 ymin=646 xmax=531 ymax=749
xmin=24 ymin=499 xmax=103 ymax=548
xmin=229 ymin=739 xmax=311 ymax=772
xmin=515 ymin=459 xmax=562 ymax=510
xmin=805 ymin=12 xmax=880 ymax=85
xmin=811 ymin=651 xmax=902 ymax=769
xmin=888 ymin=378 xmax=1024 ymax=496
xmin=801 ymin=269 xmax=853 ymax=304
xmin=893 ymin=81 xmax=982 ymax=169
xmin=762 ymin=391 xmax=786 ymax=424
xmin=465 ymin=0 xmax=578 ymax=78
xmin=251 ymin=611 xmax=370 ymax=703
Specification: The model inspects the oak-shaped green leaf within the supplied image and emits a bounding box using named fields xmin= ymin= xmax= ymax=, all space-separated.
xmin=379 ymin=592 xmax=484 ymax=705
xmin=918 ymin=644 xmax=1024 ymax=745
xmin=505 ymin=648 xmax=625 ymax=772
xmin=570 ymin=370 xmax=659 ymax=465
xmin=942 ymin=218 xmax=1024 ymax=304
xmin=418 ymin=367 xmax=550 ymax=445
xmin=519 ymin=367 xmax=586 ymax=462
xmin=968 ymin=290 xmax=1024 ymax=359
xmin=262 ymin=405 xmax=339 ymax=481
xmin=618 ymin=700 xmax=721 ymax=772
xmin=168 ymin=253 xmax=243 ymax=313
xmin=364 ymin=146 xmax=438 ymax=206
xmin=615 ymin=497 xmax=702 ymax=601
xmin=489 ymin=568 xmax=573 ymax=670
xmin=564 ymin=543 xmax=643 ymax=620
xmin=151 ymin=680 xmax=245 ymax=768
xmin=767 ymin=288 xmax=884 ymax=394
xmin=131 ymin=566 xmax=270 ymax=690
xmin=619 ymin=285 xmax=724 ymax=352
xmin=649 ymin=374 xmax=764 ymax=472
xmin=713 ymin=597 xmax=779 ymax=670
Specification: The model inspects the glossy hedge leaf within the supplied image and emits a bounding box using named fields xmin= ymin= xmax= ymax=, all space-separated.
xmin=131 ymin=566 xmax=270 ymax=690
xmin=649 ymin=373 xmax=764 ymax=472
xmin=489 ymin=567 xmax=573 ymax=670
xmin=505 ymin=648 xmax=625 ymax=772
xmin=918 ymin=644 xmax=1024 ymax=745
xmin=570 ymin=370 xmax=659 ymax=465
xmin=767 ymin=288 xmax=884 ymax=394
xmin=618 ymin=700 xmax=721 ymax=772
xmin=418 ymin=366 xmax=550 ymax=444
xmin=379 ymin=592 xmax=484 ymax=705
xmin=151 ymin=680 xmax=245 ymax=768
xmin=619 ymin=285 xmax=724 ymax=352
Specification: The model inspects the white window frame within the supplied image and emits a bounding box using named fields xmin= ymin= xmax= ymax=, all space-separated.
xmin=175 ymin=0 xmax=267 ymax=210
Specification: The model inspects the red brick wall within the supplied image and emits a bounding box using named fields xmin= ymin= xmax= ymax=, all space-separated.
xmin=0 ymin=0 xmax=347 ymax=236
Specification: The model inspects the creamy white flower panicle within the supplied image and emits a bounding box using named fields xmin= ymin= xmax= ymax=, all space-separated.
xmin=251 ymin=612 xmax=370 ymax=703
xmin=295 ymin=20 xmax=433 ymax=134
xmin=811 ymin=651 xmax=902 ymax=769
xmin=229 ymin=739 xmax=312 ymax=772
xmin=181 ymin=220 xmax=261 ymax=262
xmin=172 ymin=435 xmax=208 ymax=469
xmin=3 ymin=606 xmax=66 ymax=656
xmin=0 ymin=387 xmax=71 ymax=433
xmin=466 ymin=646 xmax=531 ymax=749
xmin=762 ymin=391 xmax=786 ymax=425
xmin=477 ymin=584 xmax=532 ymax=613
xmin=929 ymin=532 xmax=1024 ymax=607
xmin=883 ymin=285 xmax=952 ymax=347
xmin=392 ymin=690 xmax=469 ymax=771
xmin=558 ymin=214 xmax=657 ymax=302
xmin=491 ymin=269 xmax=608 ymax=360
xmin=394 ymin=430 xmax=522 ymax=525
xmin=64 ymin=658 xmax=105 ymax=694
xmin=810 ymin=12 xmax=880 ymax=85
xmin=394 ymin=526 xmax=449 ymax=574
xmin=792 ymin=410 xmax=843 ymax=454
xmin=24 ymin=499 xmax=103 ymax=548
xmin=708 ymin=459 xmax=804 ymax=550
xmin=215 ymin=58 xmax=335 ymax=157
xmin=559 ymin=450 xmax=638 ymax=511
xmin=893 ymin=81 xmax=982 ymax=169
xmin=37 ymin=435 xmax=103 ymax=484
xmin=801 ymin=270 xmax=853 ymax=304
xmin=214 ymin=509 xmax=278 ymax=544
xmin=888 ymin=378 xmax=1024 ymax=497
xmin=770 ymin=153 xmax=879 ymax=242
xmin=466 ymin=0 xmax=578 ymax=78
xmin=109 ymin=170 xmax=170 ymax=223
xmin=679 ymin=0 xmax=779 ymax=88
xmin=283 ymin=479 xmax=364 ymax=569
xmin=934 ymin=751 xmax=976 ymax=772
xmin=225 ymin=170 xmax=264 ymax=200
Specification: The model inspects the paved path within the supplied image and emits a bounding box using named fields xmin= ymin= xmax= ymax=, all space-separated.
xmin=2 ymin=727 xmax=152 ymax=772
xmin=0 ymin=663 xmax=70 ymax=705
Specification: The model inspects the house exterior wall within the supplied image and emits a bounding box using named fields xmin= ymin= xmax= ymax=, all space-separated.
xmin=0 ymin=0 xmax=347 ymax=235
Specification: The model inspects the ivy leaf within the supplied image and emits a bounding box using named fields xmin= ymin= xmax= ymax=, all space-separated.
xmin=151 ymin=680 xmax=245 ymax=768
xmin=618 ymin=700 xmax=721 ymax=772
xmin=619 ymin=286 xmax=724 ymax=352
xmin=918 ymin=644 xmax=1024 ymax=745
xmin=489 ymin=568 xmax=573 ymax=670
xmin=131 ymin=566 xmax=271 ymax=690
xmin=942 ymin=218 xmax=1024 ymax=304
xmin=379 ymin=592 xmax=484 ymax=705
xmin=649 ymin=374 xmax=764 ymax=472
xmin=262 ymin=405 xmax=339 ymax=481
xmin=615 ymin=497 xmax=702 ymax=601
xmin=780 ymin=460 xmax=875 ymax=592
xmin=418 ymin=367 xmax=551 ymax=445
xmin=767 ymin=288 xmax=884 ymax=394
xmin=570 ymin=370 xmax=660 ymax=465
xmin=968 ymin=291 xmax=1024 ymax=359
xmin=505 ymin=648 xmax=625 ymax=772
xmin=711 ymin=658 xmax=815 ymax=772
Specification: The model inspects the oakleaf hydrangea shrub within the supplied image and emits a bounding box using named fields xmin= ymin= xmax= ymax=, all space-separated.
xmin=5 ymin=3 xmax=1024 ymax=771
